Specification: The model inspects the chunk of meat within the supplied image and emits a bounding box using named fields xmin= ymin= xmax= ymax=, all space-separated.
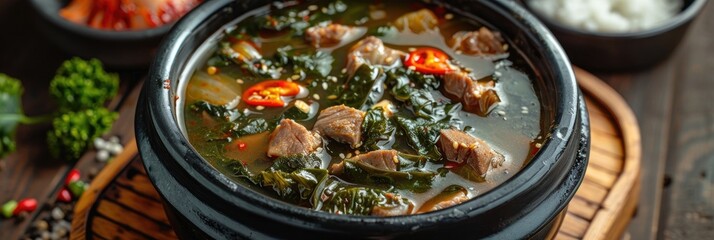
xmin=313 ymin=105 xmax=365 ymax=148
xmin=267 ymin=119 xmax=322 ymax=157
xmin=305 ymin=23 xmax=365 ymax=48
xmin=437 ymin=129 xmax=504 ymax=177
xmin=443 ymin=70 xmax=500 ymax=116
xmin=416 ymin=186 xmax=470 ymax=213
xmin=393 ymin=9 xmax=438 ymax=33
xmin=350 ymin=149 xmax=399 ymax=171
xmin=346 ymin=36 xmax=406 ymax=75
xmin=450 ymin=27 xmax=506 ymax=55
xmin=371 ymin=193 xmax=413 ymax=216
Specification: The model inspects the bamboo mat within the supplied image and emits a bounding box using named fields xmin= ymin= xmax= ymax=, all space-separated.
xmin=70 ymin=68 xmax=641 ymax=240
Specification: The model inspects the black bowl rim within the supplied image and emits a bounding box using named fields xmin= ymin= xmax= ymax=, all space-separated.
xmin=28 ymin=0 xmax=174 ymax=41
xmin=142 ymin=0 xmax=579 ymax=228
xmin=523 ymin=0 xmax=709 ymax=39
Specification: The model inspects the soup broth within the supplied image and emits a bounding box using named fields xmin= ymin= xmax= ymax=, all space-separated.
xmin=182 ymin=0 xmax=545 ymax=216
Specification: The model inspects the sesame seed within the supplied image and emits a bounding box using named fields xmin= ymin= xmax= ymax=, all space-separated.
xmin=341 ymin=68 xmax=347 ymax=74
xmin=291 ymin=74 xmax=300 ymax=80
xmin=256 ymin=106 xmax=265 ymax=111
xmin=355 ymin=150 xmax=361 ymax=155
xmin=327 ymin=95 xmax=338 ymax=100
xmin=455 ymin=50 xmax=463 ymax=55
xmin=445 ymin=13 xmax=454 ymax=20
xmin=503 ymin=117 xmax=508 ymax=120
xmin=393 ymin=156 xmax=399 ymax=164
xmin=313 ymin=94 xmax=320 ymax=100
xmin=339 ymin=153 xmax=345 ymax=159
xmin=408 ymin=66 xmax=416 ymax=71
xmin=452 ymin=141 xmax=459 ymax=149
xmin=346 ymin=153 xmax=352 ymax=158
xmin=535 ymin=143 xmax=542 ymax=148
xmin=460 ymin=143 xmax=468 ymax=148
xmin=497 ymin=110 xmax=506 ymax=116
xmin=236 ymin=79 xmax=244 ymax=84
xmin=308 ymin=5 xmax=318 ymax=11
xmin=464 ymin=67 xmax=474 ymax=72
xmin=408 ymin=47 xmax=416 ymax=52
xmin=322 ymin=82 xmax=328 ymax=90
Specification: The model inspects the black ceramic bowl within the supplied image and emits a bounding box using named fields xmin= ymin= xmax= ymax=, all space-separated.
xmin=523 ymin=0 xmax=708 ymax=72
xmin=29 ymin=0 xmax=175 ymax=68
xmin=135 ymin=0 xmax=590 ymax=238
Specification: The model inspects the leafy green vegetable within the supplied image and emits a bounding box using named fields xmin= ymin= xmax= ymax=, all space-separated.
xmin=385 ymin=68 xmax=440 ymax=101
xmin=397 ymin=152 xmax=428 ymax=170
xmin=47 ymin=108 xmax=118 ymax=161
xmin=50 ymin=58 xmax=119 ymax=112
xmin=278 ymin=105 xmax=311 ymax=121
xmin=336 ymin=159 xmax=436 ymax=193
xmin=254 ymin=8 xmax=310 ymax=33
xmin=361 ymin=108 xmax=395 ymax=151
xmin=275 ymin=48 xmax=334 ymax=77
xmin=0 ymin=74 xmax=25 ymax=159
xmin=189 ymin=101 xmax=240 ymax=120
xmin=259 ymin=169 xmax=328 ymax=201
xmin=230 ymin=118 xmax=271 ymax=138
xmin=0 ymin=74 xmax=47 ymax=159
xmin=249 ymin=0 xmax=349 ymax=35
xmin=222 ymin=158 xmax=255 ymax=181
xmin=316 ymin=179 xmax=411 ymax=215
xmin=222 ymin=155 xmax=327 ymax=204
xmin=192 ymin=101 xmax=314 ymax=140
xmin=408 ymin=90 xmax=462 ymax=122
xmin=389 ymin=68 xmax=440 ymax=90
xmin=268 ymin=154 xmax=322 ymax=172
xmin=396 ymin=117 xmax=451 ymax=161
xmin=339 ymin=64 xmax=383 ymax=110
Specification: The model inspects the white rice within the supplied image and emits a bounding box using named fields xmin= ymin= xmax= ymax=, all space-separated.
xmin=527 ymin=0 xmax=683 ymax=33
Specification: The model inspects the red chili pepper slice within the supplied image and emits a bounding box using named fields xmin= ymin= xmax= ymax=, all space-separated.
xmin=405 ymin=47 xmax=452 ymax=75
xmin=242 ymin=80 xmax=301 ymax=107
xmin=57 ymin=188 xmax=73 ymax=203
xmin=12 ymin=198 xmax=37 ymax=215
xmin=65 ymin=169 xmax=80 ymax=185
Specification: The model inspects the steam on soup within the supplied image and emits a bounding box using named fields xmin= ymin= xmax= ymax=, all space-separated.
xmin=182 ymin=0 xmax=545 ymax=216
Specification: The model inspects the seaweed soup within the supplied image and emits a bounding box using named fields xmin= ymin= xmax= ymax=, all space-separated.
xmin=179 ymin=0 xmax=547 ymax=216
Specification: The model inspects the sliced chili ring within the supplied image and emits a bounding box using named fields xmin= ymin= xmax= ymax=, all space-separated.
xmin=405 ymin=47 xmax=452 ymax=75
xmin=242 ymin=80 xmax=301 ymax=107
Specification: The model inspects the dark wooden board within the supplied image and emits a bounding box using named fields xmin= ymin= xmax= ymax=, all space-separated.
xmin=590 ymin=2 xmax=714 ymax=239
xmin=656 ymin=3 xmax=714 ymax=239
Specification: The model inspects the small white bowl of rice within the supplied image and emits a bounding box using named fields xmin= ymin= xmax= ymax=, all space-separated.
xmin=523 ymin=0 xmax=708 ymax=71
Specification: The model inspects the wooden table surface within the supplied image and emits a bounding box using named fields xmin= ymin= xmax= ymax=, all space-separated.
xmin=1 ymin=0 xmax=713 ymax=239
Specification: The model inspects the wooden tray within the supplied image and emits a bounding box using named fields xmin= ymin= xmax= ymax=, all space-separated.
xmin=70 ymin=68 xmax=641 ymax=240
